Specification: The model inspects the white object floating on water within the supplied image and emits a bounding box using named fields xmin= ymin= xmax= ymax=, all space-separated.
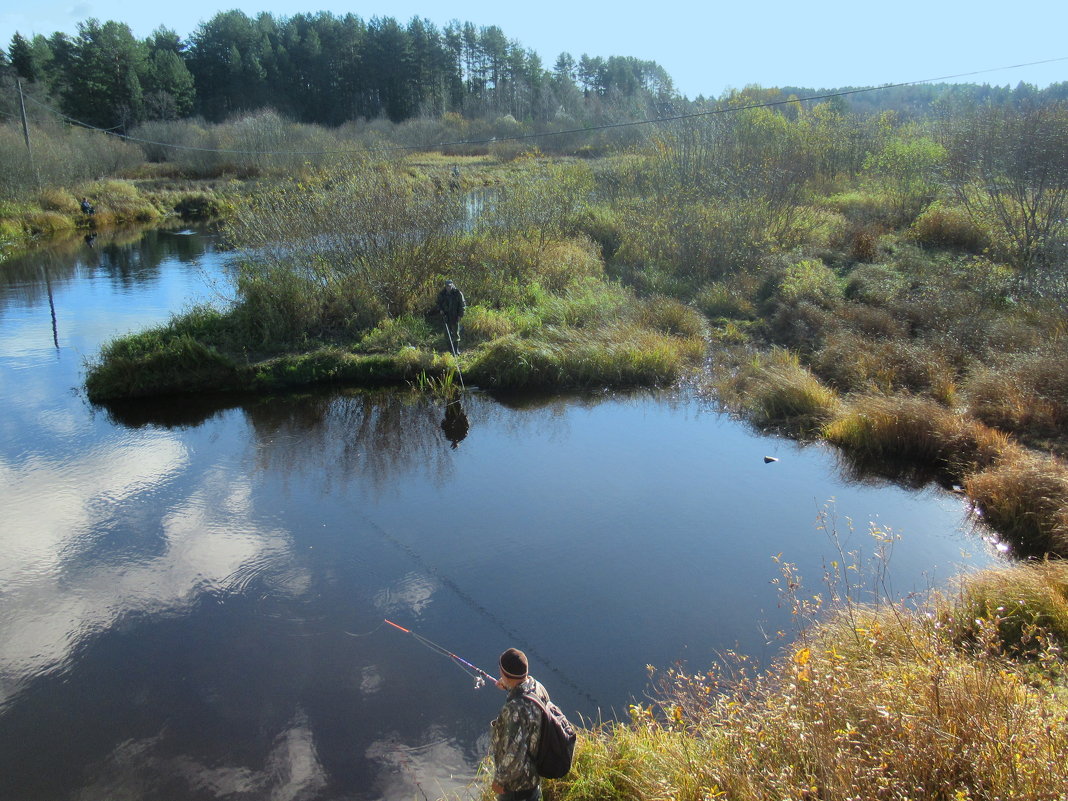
xmin=763 ymin=456 xmax=778 ymax=464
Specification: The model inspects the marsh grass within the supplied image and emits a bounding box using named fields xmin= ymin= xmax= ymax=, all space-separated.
xmin=823 ymin=394 xmax=1009 ymax=477
xmin=965 ymin=452 xmax=1068 ymax=557
xmin=533 ymin=561 xmax=1068 ymax=801
xmin=812 ymin=332 xmax=957 ymax=403
xmin=910 ymin=201 xmax=989 ymax=252
xmin=718 ymin=350 xmax=841 ymax=431
xmin=249 ymin=347 xmax=444 ymax=391
xmin=694 ymin=280 xmax=757 ymax=321
xmin=949 ymin=562 xmax=1068 ymax=656
xmin=86 ymin=332 xmax=243 ymax=400
xmin=467 ymin=325 xmax=703 ymax=390
xmin=965 ymin=352 xmax=1068 ymax=445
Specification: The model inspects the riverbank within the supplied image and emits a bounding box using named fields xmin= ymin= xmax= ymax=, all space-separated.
xmin=0 ymin=175 xmax=239 ymax=259
xmin=523 ymin=559 xmax=1068 ymax=801
xmin=0 ymin=153 xmax=501 ymax=261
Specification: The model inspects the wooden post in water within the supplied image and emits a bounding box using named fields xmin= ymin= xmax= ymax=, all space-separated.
xmin=40 ymin=265 xmax=59 ymax=350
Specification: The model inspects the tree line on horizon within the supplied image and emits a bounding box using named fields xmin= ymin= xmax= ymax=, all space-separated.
xmin=4 ymin=10 xmax=1068 ymax=138
xmin=1 ymin=11 xmax=675 ymax=132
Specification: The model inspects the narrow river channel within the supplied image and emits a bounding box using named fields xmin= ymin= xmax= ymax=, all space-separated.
xmin=0 ymin=227 xmax=999 ymax=800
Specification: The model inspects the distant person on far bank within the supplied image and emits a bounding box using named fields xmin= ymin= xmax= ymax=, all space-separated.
xmin=490 ymin=648 xmax=550 ymax=801
xmin=437 ymin=278 xmax=465 ymax=355
xmin=80 ymin=197 xmax=95 ymax=216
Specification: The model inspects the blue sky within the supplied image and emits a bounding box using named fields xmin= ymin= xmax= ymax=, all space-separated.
xmin=3 ymin=0 xmax=1066 ymax=99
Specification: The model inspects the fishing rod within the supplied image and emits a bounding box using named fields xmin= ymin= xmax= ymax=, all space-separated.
xmin=439 ymin=312 xmax=467 ymax=392
xmin=385 ymin=619 xmax=495 ymax=689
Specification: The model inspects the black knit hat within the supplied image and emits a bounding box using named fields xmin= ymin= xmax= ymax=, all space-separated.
xmin=499 ymin=647 xmax=528 ymax=679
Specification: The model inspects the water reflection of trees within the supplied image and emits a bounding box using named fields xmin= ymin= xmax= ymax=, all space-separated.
xmin=244 ymin=390 xmax=467 ymax=492
xmin=0 ymin=226 xmax=211 ymax=316
xmin=102 ymin=386 xmax=634 ymax=490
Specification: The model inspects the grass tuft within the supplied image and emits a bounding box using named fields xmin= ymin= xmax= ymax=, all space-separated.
xmin=824 ymin=393 xmax=1009 ymax=477
xmin=964 ymin=452 xmax=1068 ymax=557
xmin=719 ymin=350 xmax=841 ymax=430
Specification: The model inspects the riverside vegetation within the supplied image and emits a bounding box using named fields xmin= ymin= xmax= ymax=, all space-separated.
xmin=5 ymin=74 xmax=1068 ymax=797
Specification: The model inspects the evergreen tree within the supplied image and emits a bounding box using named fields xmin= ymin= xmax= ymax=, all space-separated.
xmin=188 ymin=11 xmax=272 ymax=120
xmin=143 ymin=47 xmax=195 ymax=119
xmin=8 ymin=33 xmax=39 ymax=81
xmin=62 ymin=20 xmax=148 ymax=131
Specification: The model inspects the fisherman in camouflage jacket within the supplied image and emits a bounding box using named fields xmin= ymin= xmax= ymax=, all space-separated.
xmin=490 ymin=647 xmax=549 ymax=801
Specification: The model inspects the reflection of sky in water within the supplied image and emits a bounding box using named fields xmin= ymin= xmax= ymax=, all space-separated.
xmin=0 ymin=231 xmax=1002 ymax=800
xmin=0 ymin=431 xmax=303 ymax=707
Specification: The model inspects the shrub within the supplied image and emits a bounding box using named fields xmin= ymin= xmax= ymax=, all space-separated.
xmin=616 ymin=197 xmax=773 ymax=286
xmin=822 ymin=188 xmax=897 ymax=225
xmin=454 ymin=234 xmax=605 ymax=309
xmin=911 ymin=201 xmax=989 ymax=252
xmin=174 ymin=193 xmax=228 ymax=220
xmin=225 ymin=163 xmax=463 ymax=324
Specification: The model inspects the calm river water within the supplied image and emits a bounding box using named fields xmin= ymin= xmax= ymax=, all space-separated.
xmin=0 ymin=227 xmax=999 ymax=800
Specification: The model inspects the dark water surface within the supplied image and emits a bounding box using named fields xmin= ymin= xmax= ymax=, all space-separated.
xmin=1 ymin=229 xmax=998 ymax=800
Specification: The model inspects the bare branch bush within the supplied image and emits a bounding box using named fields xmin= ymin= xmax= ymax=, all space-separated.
xmin=223 ymin=161 xmax=465 ymax=347
xmin=943 ymin=102 xmax=1068 ymax=300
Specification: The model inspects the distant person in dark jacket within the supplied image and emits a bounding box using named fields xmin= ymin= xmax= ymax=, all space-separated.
xmin=80 ymin=197 xmax=95 ymax=216
xmin=436 ymin=279 xmax=466 ymax=355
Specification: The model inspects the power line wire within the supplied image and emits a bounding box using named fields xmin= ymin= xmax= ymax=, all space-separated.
xmin=10 ymin=55 xmax=1068 ymax=158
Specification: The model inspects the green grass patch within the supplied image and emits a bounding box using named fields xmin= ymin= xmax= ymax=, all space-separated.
xmin=86 ymin=332 xmax=244 ymax=400
xmin=467 ymin=326 xmax=703 ymax=390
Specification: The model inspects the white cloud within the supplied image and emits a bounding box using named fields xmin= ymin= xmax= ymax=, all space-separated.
xmin=0 ymin=436 xmax=304 ymax=708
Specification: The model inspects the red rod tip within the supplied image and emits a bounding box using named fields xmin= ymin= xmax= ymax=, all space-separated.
xmin=384 ymin=619 xmax=411 ymax=633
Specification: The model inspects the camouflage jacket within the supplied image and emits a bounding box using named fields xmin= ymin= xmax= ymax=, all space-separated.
xmin=490 ymin=676 xmax=548 ymax=791
xmin=437 ymin=285 xmax=466 ymax=320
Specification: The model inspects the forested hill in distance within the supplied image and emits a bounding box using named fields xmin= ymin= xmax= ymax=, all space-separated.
xmin=3 ymin=9 xmax=1067 ymax=134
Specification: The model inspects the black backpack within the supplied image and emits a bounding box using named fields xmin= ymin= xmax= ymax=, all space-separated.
xmin=523 ymin=690 xmax=577 ymax=779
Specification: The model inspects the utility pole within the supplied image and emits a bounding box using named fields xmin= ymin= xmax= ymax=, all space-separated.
xmin=16 ymin=78 xmax=40 ymax=190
